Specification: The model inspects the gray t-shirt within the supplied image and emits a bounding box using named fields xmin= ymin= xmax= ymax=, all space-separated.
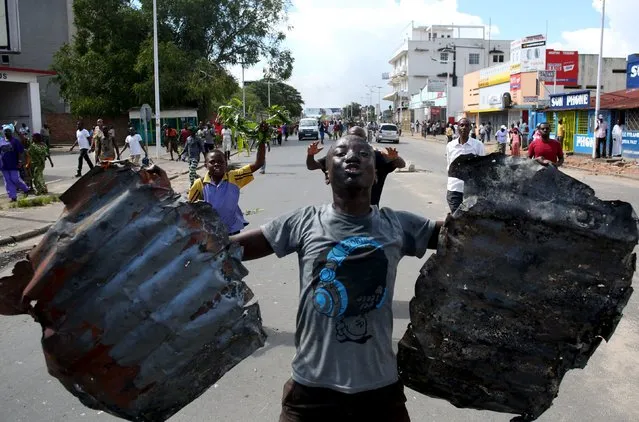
xmin=261 ymin=204 xmax=436 ymax=393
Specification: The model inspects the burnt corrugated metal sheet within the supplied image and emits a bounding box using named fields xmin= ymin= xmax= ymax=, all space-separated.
xmin=398 ymin=154 xmax=638 ymax=421
xmin=0 ymin=163 xmax=266 ymax=421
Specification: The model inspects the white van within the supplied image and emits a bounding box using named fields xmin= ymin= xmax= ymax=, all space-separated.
xmin=298 ymin=118 xmax=319 ymax=141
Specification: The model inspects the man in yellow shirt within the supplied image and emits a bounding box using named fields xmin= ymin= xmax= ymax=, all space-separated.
xmin=188 ymin=143 xmax=265 ymax=234
xmin=557 ymin=119 xmax=565 ymax=147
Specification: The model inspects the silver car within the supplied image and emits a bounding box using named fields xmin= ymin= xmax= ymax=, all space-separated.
xmin=376 ymin=124 xmax=399 ymax=144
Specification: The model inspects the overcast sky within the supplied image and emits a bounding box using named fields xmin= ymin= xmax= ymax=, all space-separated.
xmin=230 ymin=0 xmax=638 ymax=110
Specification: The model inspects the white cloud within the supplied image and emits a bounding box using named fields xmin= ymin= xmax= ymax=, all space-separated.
xmin=550 ymin=0 xmax=637 ymax=58
xmin=230 ymin=0 xmax=496 ymax=111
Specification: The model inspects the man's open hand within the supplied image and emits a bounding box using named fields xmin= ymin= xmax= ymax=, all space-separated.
xmin=307 ymin=141 xmax=323 ymax=156
xmin=383 ymin=147 xmax=400 ymax=161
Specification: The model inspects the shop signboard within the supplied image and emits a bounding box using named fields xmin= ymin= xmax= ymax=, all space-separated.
xmin=510 ymin=74 xmax=521 ymax=91
xmin=621 ymin=130 xmax=639 ymax=158
xmin=545 ymin=49 xmax=579 ymax=86
xmin=479 ymin=82 xmax=509 ymax=110
xmin=538 ymin=70 xmax=556 ymax=82
xmin=549 ymin=91 xmax=590 ymax=109
xmin=427 ymin=78 xmax=446 ymax=92
xmin=627 ymin=54 xmax=639 ymax=89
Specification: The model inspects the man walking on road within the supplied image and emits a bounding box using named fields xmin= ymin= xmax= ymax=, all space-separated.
xmin=230 ymin=134 xmax=443 ymax=422
xmin=1 ymin=125 xmax=30 ymax=201
xmin=70 ymin=121 xmax=94 ymax=177
xmin=121 ymin=127 xmax=145 ymax=165
xmin=446 ymin=117 xmax=485 ymax=213
xmin=527 ymin=122 xmax=564 ymax=167
xmin=496 ymin=125 xmax=508 ymax=154
xmin=183 ymin=130 xmax=206 ymax=186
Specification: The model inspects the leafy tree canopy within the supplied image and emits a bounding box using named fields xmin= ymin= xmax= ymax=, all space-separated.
xmin=246 ymin=79 xmax=304 ymax=119
xmin=51 ymin=0 xmax=295 ymax=118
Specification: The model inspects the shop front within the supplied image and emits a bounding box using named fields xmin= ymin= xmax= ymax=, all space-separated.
xmin=544 ymin=90 xmax=594 ymax=153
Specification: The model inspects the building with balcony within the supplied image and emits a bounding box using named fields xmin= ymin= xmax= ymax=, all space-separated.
xmin=385 ymin=23 xmax=512 ymax=130
xmin=1 ymin=0 xmax=74 ymax=132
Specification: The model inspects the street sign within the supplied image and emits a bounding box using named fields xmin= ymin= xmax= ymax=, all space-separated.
xmin=537 ymin=70 xmax=556 ymax=82
xmin=523 ymin=96 xmax=539 ymax=103
xmin=141 ymin=104 xmax=153 ymax=122
xmin=421 ymin=100 xmax=435 ymax=107
xmin=140 ymin=104 xmax=153 ymax=152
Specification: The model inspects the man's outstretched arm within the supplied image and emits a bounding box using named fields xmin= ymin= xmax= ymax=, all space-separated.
xmin=230 ymin=228 xmax=274 ymax=261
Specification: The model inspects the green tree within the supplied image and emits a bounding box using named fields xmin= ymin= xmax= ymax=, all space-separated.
xmin=51 ymin=0 xmax=293 ymax=118
xmin=143 ymin=0 xmax=293 ymax=68
xmin=246 ymin=79 xmax=304 ymax=118
xmin=342 ymin=102 xmax=362 ymax=120
xmin=51 ymin=0 xmax=148 ymax=115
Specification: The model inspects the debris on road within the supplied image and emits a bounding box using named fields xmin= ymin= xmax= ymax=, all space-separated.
xmin=398 ymin=154 xmax=638 ymax=421
xmin=563 ymin=155 xmax=639 ymax=178
xmin=0 ymin=163 xmax=267 ymax=421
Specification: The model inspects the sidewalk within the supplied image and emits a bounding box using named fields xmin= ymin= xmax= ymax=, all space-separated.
xmin=0 ymin=157 xmax=201 ymax=247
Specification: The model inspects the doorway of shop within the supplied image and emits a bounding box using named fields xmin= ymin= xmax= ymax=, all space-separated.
xmin=557 ymin=111 xmax=576 ymax=153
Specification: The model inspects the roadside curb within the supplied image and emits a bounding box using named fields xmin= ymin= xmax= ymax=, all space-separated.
xmin=0 ymin=168 xmax=192 ymax=245
xmin=0 ymin=225 xmax=52 ymax=247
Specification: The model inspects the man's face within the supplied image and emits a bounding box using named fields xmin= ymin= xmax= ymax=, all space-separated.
xmin=539 ymin=124 xmax=550 ymax=138
xmin=458 ymin=119 xmax=470 ymax=138
xmin=327 ymin=137 xmax=376 ymax=190
xmin=206 ymin=151 xmax=227 ymax=178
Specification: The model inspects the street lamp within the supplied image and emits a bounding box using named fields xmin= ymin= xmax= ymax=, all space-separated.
xmin=152 ymin=0 xmax=161 ymax=159
xmin=593 ymin=0 xmax=606 ymax=159
xmin=264 ymin=65 xmax=271 ymax=107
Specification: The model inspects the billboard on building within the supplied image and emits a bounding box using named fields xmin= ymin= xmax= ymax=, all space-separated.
xmin=479 ymin=63 xmax=510 ymax=88
xmin=0 ymin=0 xmax=20 ymax=53
xmin=510 ymin=34 xmax=546 ymax=74
xmin=545 ymin=49 xmax=578 ymax=86
xmin=627 ymin=54 xmax=639 ymax=89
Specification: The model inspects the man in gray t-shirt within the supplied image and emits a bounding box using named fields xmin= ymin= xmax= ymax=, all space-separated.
xmin=231 ymin=135 xmax=442 ymax=421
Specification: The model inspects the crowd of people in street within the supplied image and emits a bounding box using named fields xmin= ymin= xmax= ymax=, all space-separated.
xmin=0 ymin=122 xmax=54 ymax=201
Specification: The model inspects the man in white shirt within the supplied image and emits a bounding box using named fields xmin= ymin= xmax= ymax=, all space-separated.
xmin=121 ymin=127 xmax=145 ymax=165
xmin=446 ymin=117 xmax=486 ymax=213
xmin=221 ymin=125 xmax=232 ymax=161
xmin=612 ymin=119 xmax=623 ymax=157
xmin=69 ymin=121 xmax=94 ymax=177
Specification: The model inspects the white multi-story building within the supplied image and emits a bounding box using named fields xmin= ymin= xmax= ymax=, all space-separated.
xmin=385 ymin=24 xmax=512 ymax=129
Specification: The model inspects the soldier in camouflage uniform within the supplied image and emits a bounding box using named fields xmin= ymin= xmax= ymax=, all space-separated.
xmin=28 ymin=133 xmax=49 ymax=195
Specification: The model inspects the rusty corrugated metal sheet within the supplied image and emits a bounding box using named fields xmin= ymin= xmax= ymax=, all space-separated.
xmin=0 ymin=163 xmax=266 ymax=421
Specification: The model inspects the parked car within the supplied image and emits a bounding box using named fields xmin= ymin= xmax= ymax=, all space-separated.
xmin=376 ymin=124 xmax=399 ymax=144
xmin=298 ymin=118 xmax=319 ymax=141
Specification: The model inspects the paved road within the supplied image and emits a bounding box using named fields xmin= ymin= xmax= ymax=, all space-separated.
xmin=1 ymin=136 xmax=638 ymax=422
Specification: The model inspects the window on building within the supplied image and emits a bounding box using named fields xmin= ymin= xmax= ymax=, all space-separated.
xmin=626 ymin=109 xmax=639 ymax=131
xmin=576 ymin=110 xmax=589 ymax=134
xmin=492 ymin=54 xmax=505 ymax=63
xmin=469 ymin=53 xmax=480 ymax=65
xmin=440 ymin=52 xmax=449 ymax=62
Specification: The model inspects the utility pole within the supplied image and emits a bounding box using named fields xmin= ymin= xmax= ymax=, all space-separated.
xmin=152 ymin=0 xmax=161 ymax=159
xmin=593 ymin=0 xmax=606 ymax=159
xmin=241 ymin=63 xmax=246 ymax=117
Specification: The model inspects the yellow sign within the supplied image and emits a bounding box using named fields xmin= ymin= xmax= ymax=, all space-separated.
xmin=478 ymin=63 xmax=511 ymax=88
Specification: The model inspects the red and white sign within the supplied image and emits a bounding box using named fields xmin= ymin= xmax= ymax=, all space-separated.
xmin=545 ymin=49 xmax=579 ymax=86
xmin=510 ymin=74 xmax=521 ymax=91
